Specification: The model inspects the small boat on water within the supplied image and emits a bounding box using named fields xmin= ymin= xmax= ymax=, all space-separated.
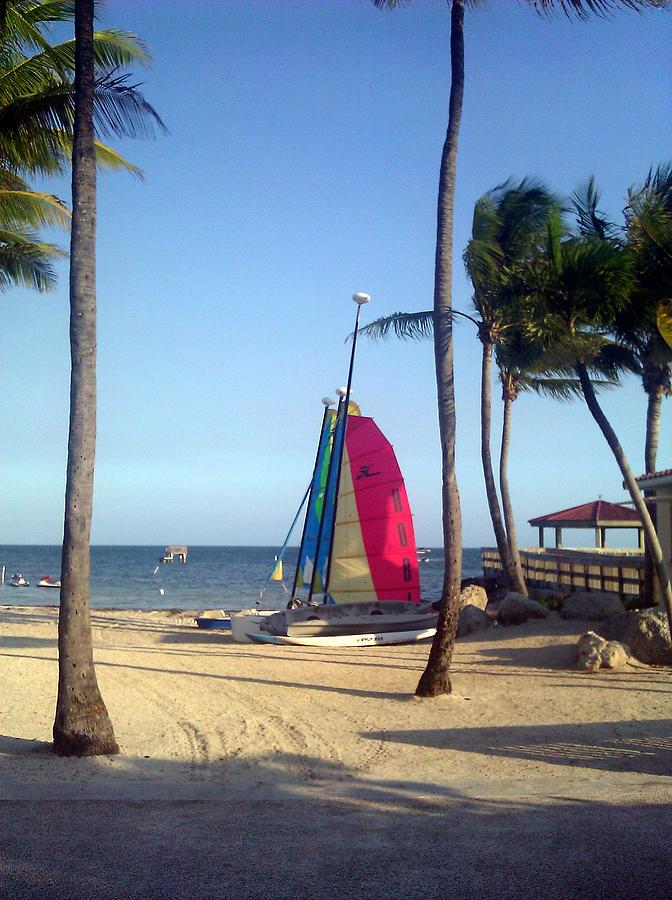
xmin=37 ymin=575 xmax=61 ymax=588
xmin=417 ymin=547 xmax=431 ymax=563
xmin=9 ymin=572 xmax=29 ymax=587
xmin=239 ymin=293 xmax=436 ymax=648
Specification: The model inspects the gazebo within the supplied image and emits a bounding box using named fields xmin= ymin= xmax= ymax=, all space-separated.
xmin=635 ymin=468 xmax=672 ymax=580
xmin=529 ymin=500 xmax=643 ymax=550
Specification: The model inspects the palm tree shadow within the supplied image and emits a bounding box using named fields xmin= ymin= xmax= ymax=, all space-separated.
xmin=473 ymin=643 xmax=576 ymax=669
xmin=363 ymin=719 xmax=672 ymax=777
xmin=0 ymin=736 xmax=51 ymax=754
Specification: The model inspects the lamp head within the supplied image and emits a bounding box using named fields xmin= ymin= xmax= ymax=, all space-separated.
xmin=335 ymin=386 xmax=347 ymax=398
xmin=352 ymin=292 xmax=370 ymax=305
xmin=321 ymin=396 xmax=335 ymax=407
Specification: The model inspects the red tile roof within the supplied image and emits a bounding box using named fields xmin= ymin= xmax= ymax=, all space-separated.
xmin=529 ymin=500 xmax=641 ymax=526
xmin=636 ymin=468 xmax=672 ymax=482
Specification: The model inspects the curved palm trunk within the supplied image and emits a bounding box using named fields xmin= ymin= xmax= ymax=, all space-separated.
xmin=576 ymin=362 xmax=672 ymax=633
xmin=499 ymin=393 xmax=527 ymax=595
xmin=416 ymin=0 xmax=464 ymax=698
xmin=479 ymin=339 xmax=516 ymax=590
xmin=53 ymin=0 xmax=118 ymax=756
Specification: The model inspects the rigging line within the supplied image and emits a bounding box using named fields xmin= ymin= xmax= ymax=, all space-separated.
xmin=258 ymin=481 xmax=311 ymax=603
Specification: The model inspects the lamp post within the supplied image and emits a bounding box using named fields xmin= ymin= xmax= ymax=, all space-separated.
xmin=321 ymin=292 xmax=370 ymax=601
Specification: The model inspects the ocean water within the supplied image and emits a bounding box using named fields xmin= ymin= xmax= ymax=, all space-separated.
xmin=0 ymin=545 xmax=484 ymax=611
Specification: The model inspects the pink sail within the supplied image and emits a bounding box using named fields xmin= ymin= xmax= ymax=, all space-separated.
xmin=328 ymin=415 xmax=420 ymax=603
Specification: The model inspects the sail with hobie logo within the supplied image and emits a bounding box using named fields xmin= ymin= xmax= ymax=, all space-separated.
xmin=326 ymin=415 xmax=420 ymax=604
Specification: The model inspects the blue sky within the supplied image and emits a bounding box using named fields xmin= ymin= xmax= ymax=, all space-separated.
xmin=1 ymin=0 xmax=670 ymax=548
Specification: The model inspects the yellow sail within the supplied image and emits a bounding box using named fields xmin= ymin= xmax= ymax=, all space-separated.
xmin=270 ymin=557 xmax=283 ymax=581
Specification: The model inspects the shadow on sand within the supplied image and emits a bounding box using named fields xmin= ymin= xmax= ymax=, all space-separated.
xmin=0 ymin=743 xmax=670 ymax=899
xmin=364 ymin=718 xmax=672 ymax=777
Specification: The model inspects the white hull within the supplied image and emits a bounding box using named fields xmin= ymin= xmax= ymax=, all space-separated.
xmin=230 ymin=610 xmax=279 ymax=643
xmin=258 ymin=601 xmax=437 ymax=640
xmin=249 ymin=626 xmax=436 ymax=647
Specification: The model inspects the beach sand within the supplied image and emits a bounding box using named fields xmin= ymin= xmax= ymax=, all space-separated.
xmin=1 ymin=605 xmax=671 ymax=897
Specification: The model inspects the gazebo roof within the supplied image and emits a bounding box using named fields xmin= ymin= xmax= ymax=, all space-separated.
xmin=636 ymin=468 xmax=672 ymax=483
xmin=529 ymin=500 xmax=641 ymax=528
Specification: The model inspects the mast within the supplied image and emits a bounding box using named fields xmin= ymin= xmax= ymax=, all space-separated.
xmin=322 ymin=292 xmax=370 ymax=603
xmin=290 ymin=397 xmax=335 ymax=600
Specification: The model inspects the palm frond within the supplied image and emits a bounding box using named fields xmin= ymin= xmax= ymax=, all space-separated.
xmin=0 ymin=29 xmax=151 ymax=97
xmin=518 ymin=374 xmax=615 ymax=401
xmin=91 ymin=139 xmax=143 ymax=177
xmin=572 ymin=176 xmax=618 ymax=240
xmin=0 ymin=227 xmax=65 ymax=292
xmin=592 ymin=340 xmax=641 ymax=378
xmin=91 ymin=71 xmax=167 ymax=140
xmin=0 ymin=184 xmax=70 ymax=228
xmin=356 ymin=310 xmax=434 ymax=343
xmin=528 ymin=0 xmax=670 ymax=19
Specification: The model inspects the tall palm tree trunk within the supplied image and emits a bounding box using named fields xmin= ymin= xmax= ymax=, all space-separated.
xmin=642 ymin=382 xmax=663 ymax=604
xmin=644 ymin=383 xmax=663 ymax=474
xmin=416 ymin=0 xmax=464 ymax=698
xmin=53 ymin=0 xmax=118 ymax=756
xmin=479 ymin=337 xmax=518 ymax=591
xmin=576 ymin=362 xmax=672 ymax=633
xmin=499 ymin=392 xmax=527 ymax=595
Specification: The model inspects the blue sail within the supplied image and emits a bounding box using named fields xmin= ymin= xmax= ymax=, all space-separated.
xmin=296 ymin=408 xmax=336 ymax=591
xmin=311 ymin=401 xmax=348 ymax=598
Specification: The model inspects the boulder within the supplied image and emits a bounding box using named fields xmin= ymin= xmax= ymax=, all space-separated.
xmin=560 ymin=592 xmax=626 ymax=622
xmin=457 ymin=604 xmax=492 ymax=638
xmin=497 ymin=592 xmax=549 ymax=626
xmin=459 ymin=584 xmax=488 ymax=611
xmin=598 ymin=608 xmax=672 ymax=665
xmin=575 ymin=631 xmax=630 ymax=671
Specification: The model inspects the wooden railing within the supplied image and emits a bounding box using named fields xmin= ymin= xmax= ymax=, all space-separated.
xmin=481 ymin=547 xmax=645 ymax=598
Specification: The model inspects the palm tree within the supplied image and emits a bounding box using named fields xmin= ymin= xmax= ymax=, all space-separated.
xmin=574 ymin=172 xmax=672 ymax=603
xmin=361 ymin=181 xmax=558 ymax=595
xmin=519 ymin=209 xmax=672 ymax=631
xmin=1 ymin=0 xmax=169 ymax=756
xmin=53 ymin=0 xmax=119 ymax=756
xmin=464 ymin=179 xmax=561 ymax=595
xmin=623 ymin=163 xmax=672 ymax=473
xmin=494 ymin=330 xmax=611 ymax=589
xmin=0 ymin=1 xmax=162 ymax=180
xmin=0 ymin=0 xmax=165 ymax=301
xmin=372 ymin=0 xmax=667 ymax=697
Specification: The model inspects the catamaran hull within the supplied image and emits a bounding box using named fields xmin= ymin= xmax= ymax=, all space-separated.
xmin=283 ymin=611 xmax=437 ymax=638
xmin=230 ymin=610 xmax=280 ymax=643
xmin=259 ymin=601 xmax=438 ymax=639
xmin=248 ymin=627 xmax=436 ymax=647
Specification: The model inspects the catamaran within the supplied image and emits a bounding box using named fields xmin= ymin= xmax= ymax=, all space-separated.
xmin=240 ymin=293 xmax=438 ymax=647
